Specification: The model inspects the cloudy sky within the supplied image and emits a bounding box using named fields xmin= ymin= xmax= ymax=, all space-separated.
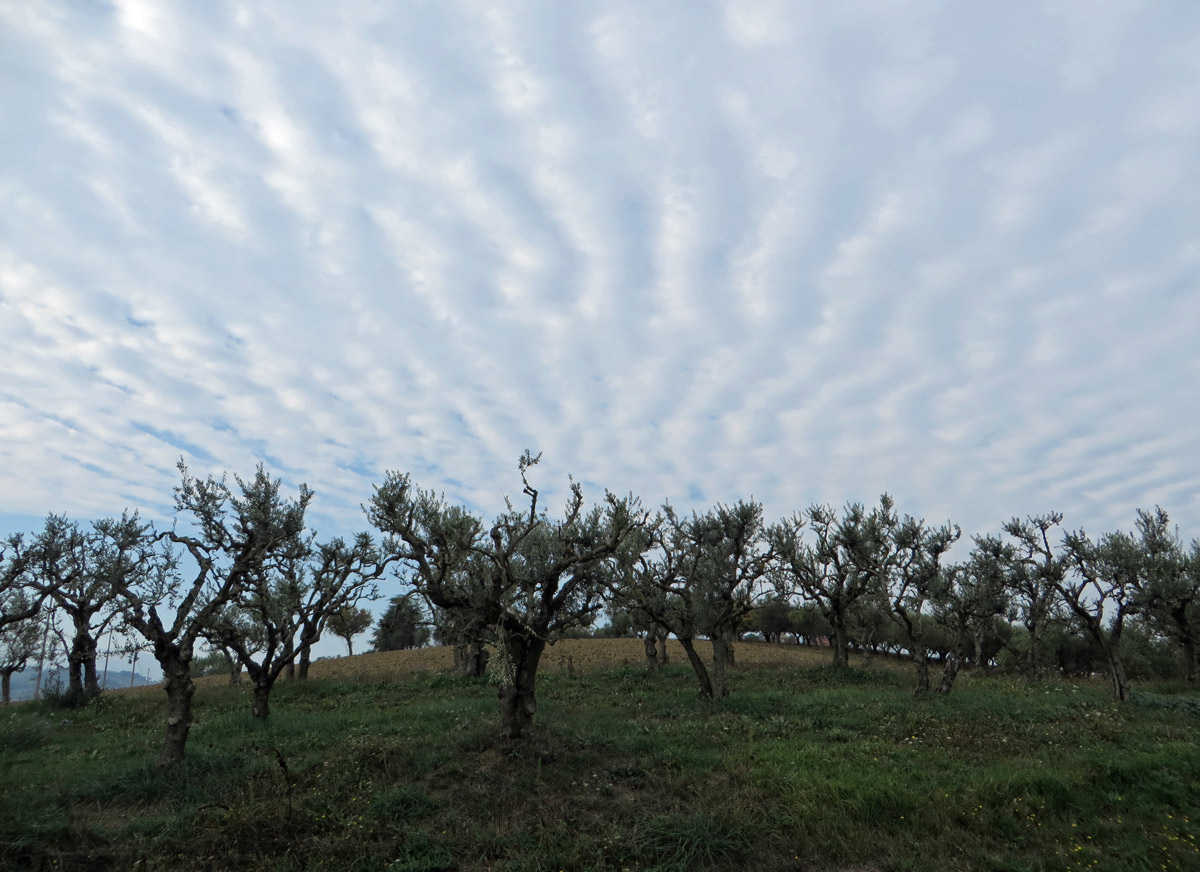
xmin=3 ymin=0 xmax=1199 ymax=561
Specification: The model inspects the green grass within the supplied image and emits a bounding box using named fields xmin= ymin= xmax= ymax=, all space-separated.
xmin=1 ymin=661 xmax=1198 ymax=871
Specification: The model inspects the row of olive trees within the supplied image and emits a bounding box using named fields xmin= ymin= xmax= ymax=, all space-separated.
xmin=4 ymin=454 xmax=1197 ymax=763
xmin=0 ymin=462 xmax=390 ymax=764
xmin=604 ymin=495 xmax=1198 ymax=704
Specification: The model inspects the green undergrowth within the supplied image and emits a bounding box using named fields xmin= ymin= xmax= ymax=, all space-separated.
xmin=1 ymin=661 xmax=1197 ymax=871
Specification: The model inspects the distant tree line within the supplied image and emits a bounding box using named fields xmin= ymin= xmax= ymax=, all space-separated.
xmin=2 ymin=454 xmax=1197 ymax=766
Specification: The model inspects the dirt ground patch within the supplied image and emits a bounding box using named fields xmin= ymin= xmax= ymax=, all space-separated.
xmin=305 ymin=637 xmax=838 ymax=682
xmin=111 ymin=638 xmax=848 ymax=695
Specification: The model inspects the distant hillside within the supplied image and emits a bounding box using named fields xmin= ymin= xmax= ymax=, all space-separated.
xmin=5 ymin=668 xmax=158 ymax=702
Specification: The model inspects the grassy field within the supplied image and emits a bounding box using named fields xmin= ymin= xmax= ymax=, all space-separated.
xmin=2 ymin=639 xmax=1198 ymax=871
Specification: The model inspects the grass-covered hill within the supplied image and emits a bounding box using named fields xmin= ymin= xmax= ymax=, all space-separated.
xmin=2 ymin=639 xmax=1198 ymax=871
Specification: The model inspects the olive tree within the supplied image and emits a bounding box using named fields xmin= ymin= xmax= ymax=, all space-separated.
xmin=204 ymin=532 xmax=388 ymax=718
xmin=0 ymin=592 xmax=41 ymax=703
xmin=1135 ymin=508 xmax=1200 ymax=682
xmin=1059 ymin=523 xmax=1144 ymax=701
xmin=117 ymin=462 xmax=310 ymax=764
xmin=769 ymin=496 xmax=898 ymax=667
xmin=617 ymin=501 xmax=773 ymax=699
xmin=932 ymin=536 xmax=1014 ymax=694
xmin=1002 ymin=513 xmax=1067 ymax=677
xmin=885 ymin=516 xmax=960 ymax=694
xmin=24 ymin=514 xmax=150 ymax=700
xmin=369 ymin=453 xmax=647 ymax=738
xmin=1 ymin=535 xmax=44 ymax=631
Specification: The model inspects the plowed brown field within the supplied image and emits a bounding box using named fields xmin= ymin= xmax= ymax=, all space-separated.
xmin=120 ymin=639 xmax=856 ymax=694
xmin=303 ymin=637 xmax=835 ymax=681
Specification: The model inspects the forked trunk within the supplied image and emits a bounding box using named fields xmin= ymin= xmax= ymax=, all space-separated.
xmin=498 ymin=635 xmax=546 ymax=739
xmin=679 ymin=636 xmax=714 ymax=699
xmin=656 ymin=627 xmax=670 ymax=665
xmin=159 ymin=652 xmax=195 ymax=767
xmin=70 ymin=626 xmax=101 ymax=698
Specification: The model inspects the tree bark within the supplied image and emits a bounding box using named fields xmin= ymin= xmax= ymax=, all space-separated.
xmin=1 ymin=669 xmax=11 ymax=704
xmin=913 ymin=649 xmax=930 ymax=695
xmin=1024 ymin=617 xmax=1046 ymax=678
xmin=65 ymin=620 xmax=102 ymax=699
xmin=709 ymin=635 xmax=732 ymax=699
xmin=643 ymin=631 xmax=660 ymax=671
xmin=1181 ymin=631 xmax=1197 ymax=684
xmin=228 ymin=655 xmax=242 ymax=685
xmin=656 ymin=626 xmax=670 ymax=665
xmin=461 ymin=639 xmax=489 ymax=678
xmin=68 ymin=656 xmax=84 ymax=697
xmin=84 ymin=655 xmax=100 ymax=698
xmin=498 ymin=635 xmax=546 ymax=739
xmin=297 ymin=645 xmax=311 ymax=680
xmin=252 ymin=680 xmax=272 ymax=720
xmin=158 ymin=652 xmax=196 ymax=767
xmin=936 ymin=652 xmax=960 ymax=695
xmin=679 ymin=636 xmax=714 ymax=699
xmin=831 ymin=613 xmax=850 ymax=668
xmin=1106 ymin=653 xmax=1131 ymax=702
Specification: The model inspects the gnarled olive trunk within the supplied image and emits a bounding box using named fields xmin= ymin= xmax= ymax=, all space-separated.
xmin=1 ymin=669 xmax=13 ymax=704
xmin=457 ymin=639 xmax=489 ymax=678
xmin=498 ymin=635 xmax=546 ymax=739
xmin=1023 ymin=617 xmax=1047 ymax=678
xmin=913 ymin=649 xmax=931 ymax=695
xmin=252 ymin=680 xmax=272 ymax=719
xmin=240 ymin=659 xmax=278 ymax=720
xmin=84 ymin=655 xmax=100 ymax=697
xmin=973 ymin=632 xmax=986 ymax=670
xmin=679 ymin=636 xmax=714 ymax=699
xmin=66 ymin=636 xmax=101 ymax=698
xmin=831 ymin=613 xmax=850 ymax=667
xmin=159 ymin=651 xmax=196 ymax=767
xmin=1179 ymin=618 xmax=1197 ymax=683
xmin=709 ymin=634 xmax=732 ymax=700
xmin=1106 ymin=653 xmax=1131 ymax=702
xmin=643 ymin=631 xmax=660 ymax=670
xmin=937 ymin=652 xmax=961 ymax=695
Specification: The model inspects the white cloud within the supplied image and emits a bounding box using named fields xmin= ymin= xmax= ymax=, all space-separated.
xmin=0 ymin=0 xmax=1197 ymax=561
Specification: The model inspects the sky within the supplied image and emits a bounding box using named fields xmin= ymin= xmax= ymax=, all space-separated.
xmin=3 ymin=0 xmax=1200 ymax=576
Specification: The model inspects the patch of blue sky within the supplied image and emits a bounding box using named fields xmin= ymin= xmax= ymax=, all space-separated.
xmin=130 ymin=422 xmax=216 ymax=463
